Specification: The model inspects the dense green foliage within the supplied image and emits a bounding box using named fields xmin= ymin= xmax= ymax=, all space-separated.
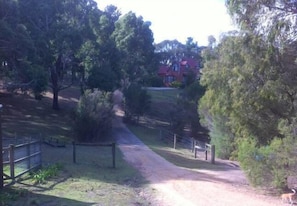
xmin=32 ymin=164 xmax=62 ymax=184
xmin=174 ymin=81 xmax=206 ymax=139
xmin=123 ymin=84 xmax=151 ymax=123
xmin=73 ymin=89 xmax=113 ymax=142
xmin=0 ymin=0 xmax=157 ymax=109
xmin=113 ymin=12 xmax=157 ymax=85
xmin=199 ymin=1 xmax=297 ymax=189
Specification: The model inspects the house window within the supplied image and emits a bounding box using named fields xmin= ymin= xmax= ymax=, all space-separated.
xmin=165 ymin=76 xmax=175 ymax=83
xmin=172 ymin=64 xmax=179 ymax=72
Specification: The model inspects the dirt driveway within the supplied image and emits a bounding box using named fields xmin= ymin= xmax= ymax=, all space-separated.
xmin=112 ymin=105 xmax=284 ymax=206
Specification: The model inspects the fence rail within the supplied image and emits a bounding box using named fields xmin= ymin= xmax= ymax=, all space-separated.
xmin=3 ymin=139 xmax=42 ymax=184
xmin=72 ymin=142 xmax=116 ymax=168
xmin=159 ymin=129 xmax=215 ymax=164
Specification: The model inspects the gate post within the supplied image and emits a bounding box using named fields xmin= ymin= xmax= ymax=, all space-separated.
xmin=9 ymin=144 xmax=15 ymax=182
xmin=173 ymin=134 xmax=177 ymax=149
xmin=72 ymin=142 xmax=76 ymax=163
xmin=0 ymin=104 xmax=3 ymax=189
xmin=112 ymin=143 xmax=116 ymax=168
xmin=210 ymin=145 xmax=215 ymax=164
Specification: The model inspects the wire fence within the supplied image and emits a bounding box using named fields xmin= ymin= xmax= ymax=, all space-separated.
xmin=158 ymin=129 xmax=215 ymax=164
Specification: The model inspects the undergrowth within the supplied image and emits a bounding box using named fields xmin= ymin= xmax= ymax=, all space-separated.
xmin=31 ymin=163 xmax=62 ymax=184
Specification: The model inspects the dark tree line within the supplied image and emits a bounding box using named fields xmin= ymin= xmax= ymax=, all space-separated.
xmin=0 ymin=0 xmax=158 ymax=110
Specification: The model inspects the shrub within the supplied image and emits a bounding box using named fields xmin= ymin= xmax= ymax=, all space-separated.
xmin=237 ymin=138 xmax=268 ymax=187
xmin=29 ymin=65 xmax=48 ymax=100
xmin=73 ymin=89 xmax=114 ymax=142
xmin=183 ymin=81 xmax=207 ymax=140
xmin=32 ymin=164 xmax=62 ymax=184
xmin=86 ymin=65 xmax=117 ymax=92
xmin=142 ymin=75 xmax=164 ymax=87
xmin=169 ymin=106 xmax=186 ymax=136
xmin=209 ymin=118 xmax=235 ymax=159
xmin=170 ymin=81 xmax=182 ymax=88
xmin=123 ymin=84 xmax=151 ymax=123
xmin=238 ymin=134 xmax=297 ymax=189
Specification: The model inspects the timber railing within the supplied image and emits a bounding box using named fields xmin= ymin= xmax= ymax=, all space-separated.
xmin=3 ymin=139 xmax=42 ymax=184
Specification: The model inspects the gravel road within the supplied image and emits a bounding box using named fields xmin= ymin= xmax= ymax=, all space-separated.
xmin=112 ymin=104 xmax=286 ymax=206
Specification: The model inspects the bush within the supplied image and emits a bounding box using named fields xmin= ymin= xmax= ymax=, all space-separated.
xmin=73 ymin=89 xmax=114 ymax=142
xmin=30 ymin=65 xmax=48 ymax=100
xmin=142 ymin=75 xmax=164 ymax=87
xmin=86 ymin=65 xmax=117 ymax=92
xmin=209 ymin=118 xmax=235 ymax=159
xmin=170 ymin=81 xmax=182 ymax=88
xmin=238 ymin=134 xmax=297 ymax=189
xmin=123 ymin=84 xmax=151 ymax=123
xmin=32 ymin=164 xmax=62 ymax=184
xmin=237 ymin=138 xmax=268 ymax=187
xmin=169 ymin=106 xmax=186 ymax=136
xmin=183 ymin=81 xmax=207 ymax=140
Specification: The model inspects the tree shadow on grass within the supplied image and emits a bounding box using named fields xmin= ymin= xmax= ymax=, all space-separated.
xmin=1 ymin=187 xmax=95 ymax=206
xmin=152 ymin=147 xmax=238 ymax=171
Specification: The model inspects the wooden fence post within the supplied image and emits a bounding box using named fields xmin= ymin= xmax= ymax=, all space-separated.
xmin=9 ymin=144 xmax=15 ymax=182
xmin=72 ymin=142 xmax=76 ymax=163
xmin=173 ymin=134 xmax=177 ymax=149
xmin=26 ymin=141 xmax=31 ymax=170
xmin=112 ymin=143 xmax=116 ymax=168
xmin=39 ymin=140 xmax=42 ymax=168
xmin=211 ymin=145 xmax=215 ymax=164
xmin=194 ymin=147 xmax=197 ymax=158
xmin=191 ymin=139 xmax=195 ymax=153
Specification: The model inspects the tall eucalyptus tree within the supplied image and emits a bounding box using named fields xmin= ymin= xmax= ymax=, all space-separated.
xmin=84 ymin=5 xmax=121 ymax=92
xmin=199 ymin=1 xmax=297 ymax=187
xmin=112 ymin=12 xmax=156 ymax=86
xmin=0 ymin=0 xmax=36 ymax=85
xmin=18 ymin=0 xmax=100 ymax=109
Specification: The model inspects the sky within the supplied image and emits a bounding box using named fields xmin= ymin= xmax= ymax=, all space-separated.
xmin=95 ymin=0 xmax=237 ymax=46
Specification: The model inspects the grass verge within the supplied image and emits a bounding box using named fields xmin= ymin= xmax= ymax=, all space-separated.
xmin=127 ymin=124 xmax=230 ymax=171
xmin=0 ymin=88 xmax=155 ymax=206
xmin=146 ymin=88 xmax=180 ymax=103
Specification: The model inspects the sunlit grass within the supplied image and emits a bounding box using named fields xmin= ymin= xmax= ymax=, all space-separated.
xmin=1 ymin=88 xmax=154 ymax=206
xmin=127 ymin=124 xmax=225 ymax=171
xmin=146 ymin=88 xmax=180 ymax=102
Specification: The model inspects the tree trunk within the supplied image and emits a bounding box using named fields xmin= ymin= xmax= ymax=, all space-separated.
xmin=52 ymin=87 xmax=60 ymax=110
xmin=51 ymin=56 xmax=62 ymax=110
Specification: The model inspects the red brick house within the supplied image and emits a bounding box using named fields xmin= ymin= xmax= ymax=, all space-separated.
xmin=157 ymin=57 xmax=200 ymax=87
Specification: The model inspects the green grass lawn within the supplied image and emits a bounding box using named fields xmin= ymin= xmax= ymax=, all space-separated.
xmin=0 ymin=88 xmax=156 ymax=206
xmin=145 ymin=88 xmax=181 ymax=126
xmin=146 ymin=88 xmax=181 ymax=103
xmin=2 ymin=146 xmax=154 ymax=205
xmin=127 ymin=124 xmax=227 ymax=171
xmin=138 ymin=88 xmax=219 ymax=170
xmin=3 ymin=144 xmax=153 ymax=206
xmin=0 ymin=87 xmax=216 ymax=205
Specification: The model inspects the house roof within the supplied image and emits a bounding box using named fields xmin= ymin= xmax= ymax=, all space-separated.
xmin=180 ymin=58 xmax=199 ymax=68
xmin=157 ymin=57 xmax=199 ymax=76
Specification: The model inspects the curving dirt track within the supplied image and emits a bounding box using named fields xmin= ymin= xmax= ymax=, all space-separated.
xmin=112 ymin=104 xmax=286 ymax=206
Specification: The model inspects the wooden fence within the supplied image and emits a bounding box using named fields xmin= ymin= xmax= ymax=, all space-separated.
xmin=3 ymin=139 xmax=42 ymax=184
xmin=193 ymin=141 xmax=215 ymax=164
xmin=72 ymin=142 xmax=116 ymax=168
xmin=159 ymin=129 xmax=215 ymax=164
